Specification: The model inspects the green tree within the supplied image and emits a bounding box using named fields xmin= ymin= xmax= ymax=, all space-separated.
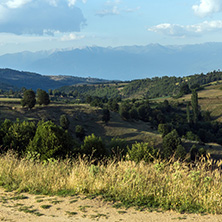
xmin=186 ymin=102 xmax=191 ymax=124
xmin=174 ymin=144 xmax=187 ymax=160
xmin=75 ymin=125 xmax=85 ymax=141
xmin=2 ymin=119 xmax=36 ymax=155
xmin=108 ymin=99 xmax=119 ymax=112
xmin=162 ymin=130 xmax=181 ymax=158
xmin=36 ymin=89 xmax=50 ymax=105
xmin=180 ymin=83 xmax=191 ymax=95
xmin=102 ymin=108 xmax=110 ymax=124
xmin=60 ymin=114 xmax=70 ymax=130
xmin=80 ymin=134 xmax=106 ymax=158
xmin=27 ymin=121 xmax=74 ymax=160
xmin=108 ymin=137 xmax=127 ymax=158
xmin=137 ymin=102 xmax=151 ymax=122
xmin=119 ymin=102 xmax=130 ymax=120
xmin=129 ymin=108 xmax=139 ymax=120
xmin=158 ymin=123 xmax=172 ymax=138
xmin=127 ymin=142 xmax=157 ymax=163
xmin=191 ymin=90 xmax=199 ymax=124
xmin=21 ymin=89 xmax=36 ymax=109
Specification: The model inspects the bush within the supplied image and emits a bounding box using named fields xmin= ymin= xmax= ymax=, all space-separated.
xmin=119 ymin=103 xmax=130 ymax=120
xmin=129 ymin=108 xmax=139 ymax=120
xmin=127 ymin=142 xmax=157 ymax=163
xmin=27 ymin=121 xmax=74 ymax=160
xmin=158 ymin=123 xmax=172 ymax=138
xmin=174 ymin=145 xmax=187 ymax=160
xmin=108 ymin=137 xmax=127 ymax=158
xmin=75 ymin=125 xmax=85 ymax=141
xmin=162 ymin=130 xmax=181 ymax=159
xmin=1 ymin=119 xmax=36 ymax=155
xmin=185 ymin=131 xmax=199 ymax=141
xmin=80 ymin=134 xmax=106 ymax=158
xmin=102 ymin=108 xmax=110 ymax=124
xmin=60 ymin=114 xmax=70 ymax=130
xmin=190 ymin=145 xmax=199 ymax=161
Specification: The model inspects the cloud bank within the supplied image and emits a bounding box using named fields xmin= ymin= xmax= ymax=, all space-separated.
xmin=96 ymin=0 xmax=139 ymax=17
xmin=0 ymin=0 xmax=87 ymax=35
xmin=192 ymin=0 xmax=222 ymax=17
xmin=149 ymin=20 xmax=222 ymax=37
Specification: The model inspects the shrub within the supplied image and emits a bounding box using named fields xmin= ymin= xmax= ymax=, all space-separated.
xmin=2 ymin=119 xmax=36 ymax=155
xmin=80 ymin=134 xmax=106 ymax=158
xmin=174 ymin=145 xmax=187 ymax=160
xmin=102 ymin=108 xmax=110 ymax=124
xmin=190 ymin=145 xmax=198 ymax=161
xmin=60 ymin=114 xmax=70 ymax=130
xmin=198 ymin=147 xmax=206 ymax=157
xmin=127 ymin=142 xmax=157 ymax=163
xmin=119 ymin=103 xmax=130 ymax=120
xmin=75 ymin=125 xmax=85 ymax=141
xmin=108 ymin=137 xmax=127 ymax=158
xmin=129 ymin=108 xmax=139 ymax=120
xmin=162 ymin=130 xmax=181 ymax=159
xmin=158 ymin=123 xmax=172 ymax=138
xmin=185 ymin=131 xmax=199 ymax=141
xmin=27 ymin=121 xmax=74 ymax=160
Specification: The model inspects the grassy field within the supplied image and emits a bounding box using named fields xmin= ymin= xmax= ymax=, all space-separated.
xmin=0 ymin=152 xmax=222 ymax=214
xmin=0 ymin=100 xmax=161 ymax=145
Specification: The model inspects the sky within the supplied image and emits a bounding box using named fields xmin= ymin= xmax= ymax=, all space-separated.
xmin=0 ymin=0 xmax=222 ymax=55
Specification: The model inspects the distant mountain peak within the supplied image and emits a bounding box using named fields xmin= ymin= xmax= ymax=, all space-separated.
xmin=0 ymin=42 xmax=222 ymax=80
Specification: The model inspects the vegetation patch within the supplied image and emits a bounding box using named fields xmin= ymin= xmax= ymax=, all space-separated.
xmin=66 ymin=211 xmax=78 ymax=216
xmin=18 ymin=206 xmax=43 ymax=216
xmin=40 ymin=204 xmax=52 ymax=209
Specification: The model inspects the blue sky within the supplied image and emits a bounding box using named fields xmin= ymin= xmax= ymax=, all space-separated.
xmin=0 ymin=0 xmax=222 ymax=55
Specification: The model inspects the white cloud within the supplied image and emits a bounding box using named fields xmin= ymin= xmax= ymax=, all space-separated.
xmin=67 ymin=0 xmax=77 ymax=7
xmin=61 ymin=32 xmax=85 ymax=41
xmin=6 ymin=0 xmax=32 ymax=9
xmin=96 ymin=6 xmax=119 ymax=17
xmin=149 ymin=20 xmax=222 ymax=37
xmin=192 ymin=0 xmax=222 ymax=17
xmin=0 ymin=0 xmax=86 ymax=35
xmin=96 ymin=1 xmax=139 ymax=17
xmin=67 ymin=0 xmax=87 ymax=7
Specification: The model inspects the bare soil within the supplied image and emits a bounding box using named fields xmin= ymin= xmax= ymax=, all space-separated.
xmin=1 ymin=188 xmax=222 ymax=222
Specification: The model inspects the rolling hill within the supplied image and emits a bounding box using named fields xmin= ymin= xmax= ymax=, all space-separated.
xmin=0 ymin=68 xmax=109 ymax=91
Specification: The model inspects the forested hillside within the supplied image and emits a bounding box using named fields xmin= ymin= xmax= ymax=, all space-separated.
xmin=58 ymin=70 xmax=222 ymax=100
xmin=0 ymin=68 xmax=109 ymax=91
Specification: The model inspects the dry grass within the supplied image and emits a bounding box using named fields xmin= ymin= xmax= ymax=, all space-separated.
xmin=1 ymin=152 xmax=222 ymax=214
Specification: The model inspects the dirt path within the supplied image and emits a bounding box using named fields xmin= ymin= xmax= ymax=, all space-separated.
xmin=0 ymin=188 xmax=222 ymax=222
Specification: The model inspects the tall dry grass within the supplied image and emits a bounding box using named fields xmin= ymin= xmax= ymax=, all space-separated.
xmin=0 ymin=152 xmax=222 ymax=214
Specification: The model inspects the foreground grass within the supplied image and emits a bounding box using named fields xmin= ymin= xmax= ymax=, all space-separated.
xmin=0 ymin=153 xmax=222 ymax=214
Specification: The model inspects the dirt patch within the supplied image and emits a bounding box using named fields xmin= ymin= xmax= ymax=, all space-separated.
xmin=0 ymin=188 xmax=222 ymax=222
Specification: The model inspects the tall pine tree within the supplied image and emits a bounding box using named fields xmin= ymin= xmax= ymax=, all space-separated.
xmin=186 ymin=102 xmax=191 ymax=124
xmin=191 ymin=90 xmax=198 ymax=124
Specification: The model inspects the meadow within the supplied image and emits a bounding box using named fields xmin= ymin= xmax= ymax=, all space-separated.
xmin=0 ymin=152 xmax=222 ymax=214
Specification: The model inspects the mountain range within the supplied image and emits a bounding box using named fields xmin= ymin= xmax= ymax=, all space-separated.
xmin=0 ymin=42 xmax=222 ymax=81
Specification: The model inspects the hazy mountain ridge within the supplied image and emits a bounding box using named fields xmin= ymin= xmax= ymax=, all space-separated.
xmin=0 ymin=42 xmax=222 ymax=81
xmin=0 ymin=68 xmax=109 ymax=91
